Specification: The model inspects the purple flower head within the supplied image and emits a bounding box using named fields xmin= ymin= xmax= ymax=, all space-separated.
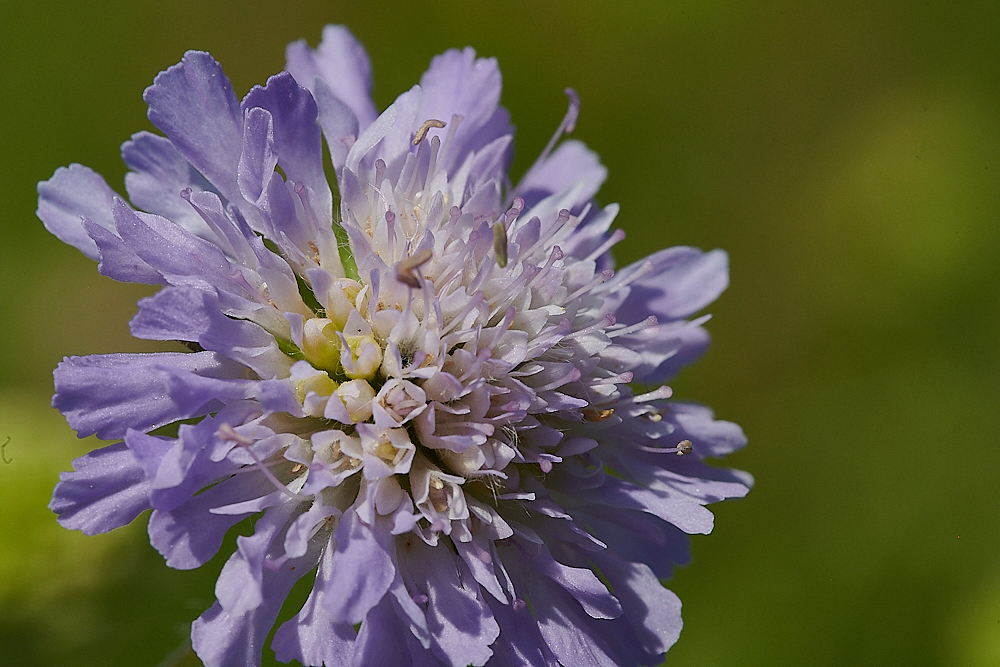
xmin=40 ymin=25 xmax=750 ymax=667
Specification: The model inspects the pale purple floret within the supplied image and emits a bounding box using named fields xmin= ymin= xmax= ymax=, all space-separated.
xmin=40 ymin=25 xmax=750 ymax=667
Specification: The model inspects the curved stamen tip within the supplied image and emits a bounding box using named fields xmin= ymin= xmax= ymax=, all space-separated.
xmin=218 ymin=422 xmax=253 ymax=447
xmin=563 ymin=88 xmax=581 ymax=133
xmin=396 ymin=248 xmax=433 ymax=288
xmin=412 ymin=119 xmax=447 ymax=146
xmin=179 ymin=187 xmax=193 ymax=201
xmin=293 ymin=181 xmax=306 ymax=194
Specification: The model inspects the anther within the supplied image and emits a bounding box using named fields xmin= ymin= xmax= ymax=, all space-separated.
xmin=412 ymin=119 xmax=447 ymax=146
xmin=583 ymin=408 xmax=615 ymax=422
xmin=493 ymin=221 xmax=508 ymax=268
xmin=676 ymin=440 xmax=693 ymax=456
xmin=395 ymin=248 xmax=433 ymax=288
xmin=428 ymin=476 xmax=449 ymax=512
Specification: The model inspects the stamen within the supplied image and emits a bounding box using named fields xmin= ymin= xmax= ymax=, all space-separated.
xmin=534 ymin=210 xmax=574 ymax=254
xmin=412 ymin=119 xmax=447 ymax=146
xmin=602 ymin=257 xmax=654 ymax=293
xmin=630 ymin=386 xmax=674 ymax=403
xmin=591 ymin=371 xmax=633 ymax=385
xmin=385 ymin=210 xmax=397 ymax=260
xmin=293 ymin=182 xmax=320 ymax=236
xmin=446 ymin=206 xmax=462 ymax=236
xmin=566 ymin=268 xmax=614 ymax=302
xmin=373 ymin=159 xmax=386 ymax=189
xmin=534 ymin=366 xmax=582 ymax=392
xmin=566 ymin=314 xmax=615 ymax=339
xmin=503 ymin=196 xmax=525 ymax=225
xmin=493 ymin=222 xmax=508 ymax=268
xmin=396 ymin=249 xmax=433 ymax=288
xmin=636 ymin=439 xmax=693 ymax=455
xmin=584 ymin=228 xmax=626 ymax=263
xmin=607 ymin=315 xmax=659 ymax=338
xmin=514 ymin=89 xmax=581 ymax=193
xmin=217 ymin=424 xmax=311 ymax=502
xmin=424 ymin=135 xmax=442 ymax=190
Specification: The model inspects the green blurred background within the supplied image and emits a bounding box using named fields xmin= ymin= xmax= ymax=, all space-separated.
xmin=2 ymin=1 xmax=999 ymax=665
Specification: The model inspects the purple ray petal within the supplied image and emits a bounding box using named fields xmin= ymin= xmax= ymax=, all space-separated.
xmin=49 ymin=442 xmax=151 ymax=535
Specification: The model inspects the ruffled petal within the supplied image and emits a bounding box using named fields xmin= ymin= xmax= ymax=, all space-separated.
xmin=191 ymin=519 xmax=319 ymax=667
xmin=243 ymin=72 xmax=332 ymax=227
xmin=668 ymin=402 xmax=750 ymax=457
xmin=415 ymin=48 xmax=512 ymax=175
xmin=286 ymin=24 xmax=377 ymax=130
xmin=53 ymin=351 xmax=244 ymax=440
xmin=322 ymin=508 xmax=396 ymax=624
xmin=130 ymin=286 xmax=292 ymax=378
xmin=618 ymin=247 xmax=729 ymax=323
xmin=147 ymin=470 xmax=274 ymax=569
xmin=121 ymin=131 xmax=220 ymax=242
xmin=49 ymin=442 xmax=151 ymax=535
xmin=588 ymin=549 xmax=683 ymax=659
xmin=37 ymin=164 xmax=119 ymax=260
xmin=272 ymin=537 xmax=357 ymax=666
xmin=403 ymin=538 xmax=500 ymax=667
xmin=143 ymin=50 xmax=244 ymax=207
xmin=515 ymin=139 xmax=607 ymax=212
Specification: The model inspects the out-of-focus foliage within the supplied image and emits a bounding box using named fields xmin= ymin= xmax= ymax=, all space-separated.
xmin=2 ymin=1 xmax=999 ymax=665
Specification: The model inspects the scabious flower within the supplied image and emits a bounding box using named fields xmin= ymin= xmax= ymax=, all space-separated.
xmin=39 ymin=25 xmax=750 ymax=667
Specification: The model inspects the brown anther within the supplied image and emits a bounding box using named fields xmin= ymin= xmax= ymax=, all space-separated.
xmin=493 ymin=222 xmax=508 ymax=268
xmin=290 ymin=463 xmax=305 ymax=474
xmin=428 ymin=476 xmax=450 ymax=512
xmin=396 ymin=249 xmax=433 ymax=288
xmin=583 ymin=408 xmax=615 ymax=422
xmin=676 ymin=439 xmax=693 ymax=456
xmin=412 ymin=119 xmax=447 ymax=146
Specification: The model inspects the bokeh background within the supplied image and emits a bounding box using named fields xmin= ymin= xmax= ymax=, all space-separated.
xmin=2 ymin=1 xmax=999 ymax=665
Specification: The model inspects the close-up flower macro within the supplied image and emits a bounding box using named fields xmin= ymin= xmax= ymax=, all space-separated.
xmin=5 ymin=3 xmax=1000 ymax=667
xmin=36 ymin=23 xmax=749 ymax=667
